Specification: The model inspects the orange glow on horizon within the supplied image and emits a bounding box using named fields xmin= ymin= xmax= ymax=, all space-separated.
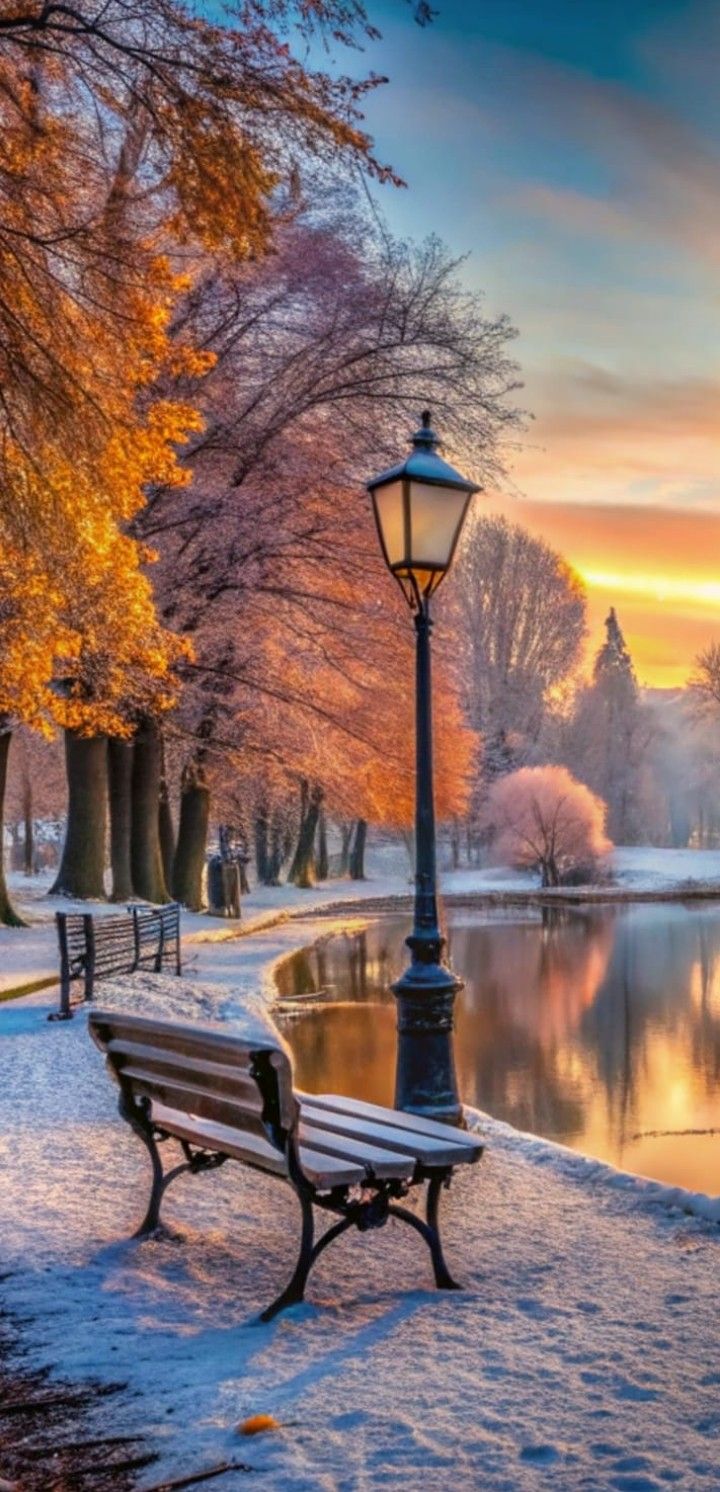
xmin=579 ymin=569 xmax=720 ymax=610
xmin=484 ymin=495 xmax=720 ymax=689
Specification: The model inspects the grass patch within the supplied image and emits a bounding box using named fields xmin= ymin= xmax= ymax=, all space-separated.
xmin=0 ymin=975 xmax=57 ymax=1004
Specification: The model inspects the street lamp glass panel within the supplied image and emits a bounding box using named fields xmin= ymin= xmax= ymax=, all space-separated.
xmin=372 ymin=480 xmax=406 ymax=569
xmin=407 ymin=481 xmax=469 ymax=570
xmin=368 ymin=413 xmax=479 ymax=607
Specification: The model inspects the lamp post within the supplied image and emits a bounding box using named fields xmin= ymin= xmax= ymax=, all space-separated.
xmin=367 ymin=411 xmax=479 ymax=1125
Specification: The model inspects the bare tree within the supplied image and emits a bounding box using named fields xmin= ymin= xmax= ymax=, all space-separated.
xmin=452 ymin=514 xmax=587 ymax=781
xmin=690 ymin=642 xmax=720 ymax=709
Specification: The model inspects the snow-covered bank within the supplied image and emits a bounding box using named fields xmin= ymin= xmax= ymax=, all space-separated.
xmin=1 ymin=889 xmax=719 ymax=1490
xmin=5 ymin=843 xmax=720 ymax=996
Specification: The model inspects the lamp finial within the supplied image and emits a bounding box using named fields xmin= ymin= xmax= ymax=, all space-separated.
xmin=413 ymin=410 xmax=438 ymax=450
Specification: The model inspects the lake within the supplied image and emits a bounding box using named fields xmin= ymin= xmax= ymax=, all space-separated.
xmin=275 ymin=902 xmax=720 ymax=1195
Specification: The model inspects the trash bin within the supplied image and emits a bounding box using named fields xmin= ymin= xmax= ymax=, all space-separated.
xmin=207 ymin=854 xmax=243 ymax=918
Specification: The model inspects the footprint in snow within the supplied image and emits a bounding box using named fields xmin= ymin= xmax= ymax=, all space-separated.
xmin=609 ymin=1478 xmax=661 ymax=1491
xmin=520 ymin=1444 xmax=560 ymax=1465
xmin=515 ymin=1296 xmax=563 ymax=1319
xmin=614 ymin=1379 xmax=660 ymax=1403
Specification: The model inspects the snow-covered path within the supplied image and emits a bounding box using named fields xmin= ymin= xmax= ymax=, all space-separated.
xmin=5 ymin=842 xmax=720 ymax=995
xmin=0 ymin=883 xmax=719 ymax=1490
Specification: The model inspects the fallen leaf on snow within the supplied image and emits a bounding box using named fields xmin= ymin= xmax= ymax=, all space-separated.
xmin=236 ymin=1413 xmax=280 ymax=1436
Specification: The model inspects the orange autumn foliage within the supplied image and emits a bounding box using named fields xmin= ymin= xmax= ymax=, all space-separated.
xmin=0 ymin=3 xmax=398 ymax=738
xmin=0 ymin=65 xmax=203 ymax=733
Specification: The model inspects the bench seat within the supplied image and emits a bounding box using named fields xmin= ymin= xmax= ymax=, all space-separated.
xmin=299 ymin=1095 xmax=481 ymax=1170
xmin=150 ymin=1095 xmax=479 ymax=1185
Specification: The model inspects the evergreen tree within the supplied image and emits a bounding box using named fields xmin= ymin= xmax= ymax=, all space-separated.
xmin=593 ymin=608 xmax=637 ymax=692
xmin=566 ymin=608 xmax=647 ymax=844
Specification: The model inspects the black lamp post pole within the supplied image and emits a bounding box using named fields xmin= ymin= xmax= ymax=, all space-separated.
xmin=392 ymin=595 xmax=463 ymax=1125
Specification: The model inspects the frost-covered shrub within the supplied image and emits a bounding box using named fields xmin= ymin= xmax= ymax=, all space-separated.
xmin=485 ymin=765 xmax=612 ymax=887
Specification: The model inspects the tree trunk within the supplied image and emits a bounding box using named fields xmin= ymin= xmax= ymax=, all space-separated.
xmin=172 ymin=761 xmax=210 ymax=911
xmin=339 ymin=821 xmax=353 ymax=875
xmin=22 ymin=777 xmax=33 ymax=875
xmin=108 ymin=737 xmax=134 ymax=902
xmin=0 ymin=730 xmax=25 ymax=926
xmin=157 ymin=730 xmax=175 ymax=889
xmin=131 ymin=717 xmax=169 ymax=903
xmin=349 ymin=818 xmax=367 ymax=881
xmin=10 ymin=823 xmax=22 ymax=872
xmin=288 ymin=782 xmax=323 ymax=888
xmin=450 ymin=816 xmax=461 ymax=871
xmin=282 ymin=822 xmax=294 ymax=864
xmin=255 ymin=801 xmax=270 ymax=883
xmin=52 ymin=731 xmax=108 ymax=899
xmin=158 ymin=777 xmax=176 ymax=891
xmin=267 ymin=809 xmax=284 ymax=885
xmin=316 ymin=807 xmax=329 ymax=881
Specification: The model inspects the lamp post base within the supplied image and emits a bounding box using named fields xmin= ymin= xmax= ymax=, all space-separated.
xmin=392 ymin=961 xmax=463 ymax=1126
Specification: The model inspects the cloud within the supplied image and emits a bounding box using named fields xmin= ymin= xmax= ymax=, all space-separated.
xmin=503 ymin=362 xmax=720 ymax=509
xmin=474 ymin=41 xmax=720 ymax=272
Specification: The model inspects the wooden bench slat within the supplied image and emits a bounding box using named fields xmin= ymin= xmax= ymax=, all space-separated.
xmin=297 ymin=1122 xmax=417 ymax=1180
xmin=150 ymin=1105 xmax=366 ymax=1189
xmin=303 ymin=1092 xmax=483 ymax=1153
xmin=296 ymin=1147 xmax=367 ymax=1190
xmin=106 ymin=1040 xmax=266 ymax=1113
xmin=300 ymin=1102 xmax=481 ymax=1168
xmin=115 ymin=1068 xmax=273 ymax=1137
xmin=92 ymin=1012 xmax=297 ymax=1134
xmin=150 ymin=1104 xmax=288 ymax=1176
xmin=92 ymin=1010 xmax=279 ymax=1066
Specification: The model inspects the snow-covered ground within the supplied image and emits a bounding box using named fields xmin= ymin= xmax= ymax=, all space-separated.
xmin=1 ymin=864 xmax=719 ymax=1490
xmin=4 ymin=842 xmax=720 ymax=996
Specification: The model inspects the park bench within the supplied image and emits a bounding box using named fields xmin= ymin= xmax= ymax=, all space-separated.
xmin=54 ymin=905 xmax=181 ymax=1020
xmin=89 ymin=1008 xmax=484 ymax=1321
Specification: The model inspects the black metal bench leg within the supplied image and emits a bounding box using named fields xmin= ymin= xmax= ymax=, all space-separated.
xmin=132 ymin=1125 xmax=166 ymax=1238
xmin=260 ymin=1189 xmax=315 ymax=1322
xmin=388 ymin=1178 xmax=461 ymax=1292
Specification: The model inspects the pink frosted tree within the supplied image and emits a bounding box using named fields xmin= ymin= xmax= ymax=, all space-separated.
xmin=485 ymin=765 xmax=611 ymax=887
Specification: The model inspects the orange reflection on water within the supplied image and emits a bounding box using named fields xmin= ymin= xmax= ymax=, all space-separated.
xmin=276 ymin=905 xmax=720 ymax=1195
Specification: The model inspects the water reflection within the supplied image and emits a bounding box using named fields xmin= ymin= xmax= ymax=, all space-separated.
xmin=275 ymin=904 xmax=720 ymax=1194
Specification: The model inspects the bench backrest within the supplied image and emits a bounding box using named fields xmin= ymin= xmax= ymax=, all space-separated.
xmin=56 ymin=905 xmax=181 ymax=1018
xmin=89 ymin=1009 xmax=298 ymax=1153
xmin=130 ymin=904 xmax=181 ymax=972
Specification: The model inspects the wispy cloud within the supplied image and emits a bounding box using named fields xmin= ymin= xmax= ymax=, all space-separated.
xmin=507 ymin=363 xmax=720 ymax=509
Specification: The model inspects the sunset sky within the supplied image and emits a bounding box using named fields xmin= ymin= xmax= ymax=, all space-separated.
xmin=358 ymin=0 xmax=720 ymax=687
